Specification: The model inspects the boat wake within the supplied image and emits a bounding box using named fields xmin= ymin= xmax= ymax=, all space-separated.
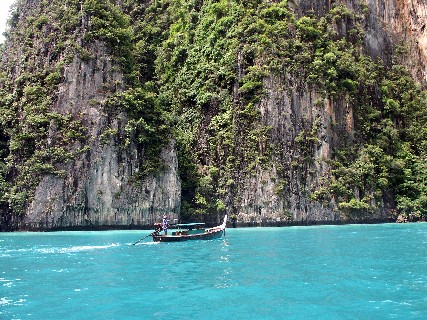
xmin=130 ymin=241 xmax=159 ymax=246
xmin=36 ymin=243 xmax=120 ymax=254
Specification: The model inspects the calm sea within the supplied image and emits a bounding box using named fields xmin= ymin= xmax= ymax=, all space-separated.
xmin=1 ymin=223 xmax=426 ymax=319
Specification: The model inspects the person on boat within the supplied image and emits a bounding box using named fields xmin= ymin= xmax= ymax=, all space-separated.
xmin=162 ymin=215 xmax=169 ymax=235
xmin=154 ymin=223 xmax=162 ymax=233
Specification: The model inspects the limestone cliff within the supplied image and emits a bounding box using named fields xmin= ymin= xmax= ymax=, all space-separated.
xmin=365 ymin=0 xmax=427 ymax=81
xmin=0 ymin=0 xmax=426 ymax=230
xmin=0 ymin=1 xmax=181 ymax=230
xmin=230 ymin=0 xmax=427 ymax=225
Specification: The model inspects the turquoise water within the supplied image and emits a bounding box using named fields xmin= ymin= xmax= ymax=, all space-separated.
xmin=1 ymin=223 xmax=426 ymax=319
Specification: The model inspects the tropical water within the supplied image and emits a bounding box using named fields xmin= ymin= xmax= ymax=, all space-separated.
xmin=1 ymin=223 xmax=426 ymax=320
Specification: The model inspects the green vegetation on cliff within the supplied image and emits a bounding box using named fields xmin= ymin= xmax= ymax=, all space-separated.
xmin=0 ymin=1 xmax=89 ymax=217
xmin=0 ymin=0 xmax=426 ymax=225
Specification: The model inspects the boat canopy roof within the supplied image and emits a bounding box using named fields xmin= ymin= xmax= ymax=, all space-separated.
xmin=176 ymin=222 xmax=205 ymax=227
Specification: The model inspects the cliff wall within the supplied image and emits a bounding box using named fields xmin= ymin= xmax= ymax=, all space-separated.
xmin=26 ymin=49 xmax=181 ymax=229
xmin=365 ymin=0 xmax=427 ymax=82
xmin=232 ymin=0 xmax=427 ymax=225
xmin=0 ymin=0 xmax=426 ymax=230
xmin=0 ymin=1 xmax=181 ymax=230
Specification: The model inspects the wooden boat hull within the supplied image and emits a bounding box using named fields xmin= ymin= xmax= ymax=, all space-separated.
xmin=152 ymin=228 xmax=224 ymax=242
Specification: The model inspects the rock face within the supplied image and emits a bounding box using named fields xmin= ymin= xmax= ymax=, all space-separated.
xmin=24 ymin=45 xmax=181 ymax=230
xmin=365 ymin=0 xmax=427 ymax=82
xmin=0 ymin=0 xmax=426 ymax=230
xmin=235 ymin=76 xmax=342 ymax=224
xmin=226 ymin=0 xmax=427 ymax=225
xmin=290 ymin=0 xmax=427 ymax=80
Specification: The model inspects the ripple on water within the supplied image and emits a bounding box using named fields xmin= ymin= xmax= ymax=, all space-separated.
xmin=0 ymin=224 xmax=426 ymax=320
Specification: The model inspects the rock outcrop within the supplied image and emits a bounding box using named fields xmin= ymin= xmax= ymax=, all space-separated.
xmin=21 ymin=43 xmax=181 ymax=229
xmin=1 ymin=0 xmax=426 ymax=230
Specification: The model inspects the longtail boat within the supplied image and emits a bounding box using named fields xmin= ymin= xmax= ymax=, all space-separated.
xmin=151 ymin=215 xmax=227 ymax=242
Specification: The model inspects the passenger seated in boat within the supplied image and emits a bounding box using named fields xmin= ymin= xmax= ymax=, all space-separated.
xmin=154 ymin=223 xmax=162 ymax=233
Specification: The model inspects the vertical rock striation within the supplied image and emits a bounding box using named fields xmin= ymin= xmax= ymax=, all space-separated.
xmin=0 ymin=1 xmax=181 ymax=230
xmin=1 ymin=0 xmax=426 ymax=230
xmin=24 ymin=43 xmax=181 ymax=229
xmin=228 ymin=0 xmax=427 ymax=225
xmin=365 ymin=0 xmax=427 ymax=82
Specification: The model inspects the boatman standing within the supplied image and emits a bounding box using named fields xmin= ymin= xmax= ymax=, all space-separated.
xmin=162 ymin=215 xmax=169 ymax=235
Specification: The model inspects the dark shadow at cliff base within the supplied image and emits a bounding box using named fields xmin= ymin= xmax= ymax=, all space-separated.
xmin=233 ymin=217 xmax=402 ymax=228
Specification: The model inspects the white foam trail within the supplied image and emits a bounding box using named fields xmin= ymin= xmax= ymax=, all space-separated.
xmin=131 ymin=241 xmax=159 ymax=246
xmin=61 ymin=244 xmax=119 ymax=253
xmin=35 ymin=243 xmax=120 ymax=254
xmin=0 ymin=297 xmax=12 ymax=306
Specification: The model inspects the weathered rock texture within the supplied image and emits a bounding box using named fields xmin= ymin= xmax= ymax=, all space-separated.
xmin=365 ymin=0 xmax=427 ymax=82
xmin=1 ymin=0 xmax=426 ymax=230
xmin=226 ymin=0 xmax=427 ymax=225
xmin=231 ymin=75 xmax=357 ymax=225
xmin=24 ymin=44 xmax=181 ymax=230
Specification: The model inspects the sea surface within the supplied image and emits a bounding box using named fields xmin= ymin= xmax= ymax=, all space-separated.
xmin=1 ymin=223 xmax=426 ymax=319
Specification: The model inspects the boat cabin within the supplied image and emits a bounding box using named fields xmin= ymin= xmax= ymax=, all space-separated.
xmin=172 ymin=223 xmax=206 ymax=236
